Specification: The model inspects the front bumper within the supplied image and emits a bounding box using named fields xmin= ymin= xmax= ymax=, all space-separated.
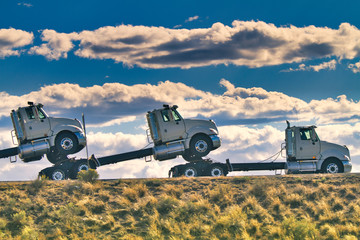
xmin=342 ymin=160 xmax=352 ymax=173
xmin=210 ymin=135 xmax=221 ymax=150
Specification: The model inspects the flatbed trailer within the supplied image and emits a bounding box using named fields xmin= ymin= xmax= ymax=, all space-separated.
xmin=39 ymin=148 xmax=154 ymax=180
xmin=38 ymin=149 xmax=287 ymax=180
xmin=168 ymin=159 xmax=286 ymax=177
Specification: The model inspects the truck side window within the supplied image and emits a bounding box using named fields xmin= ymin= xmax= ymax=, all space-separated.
xmin=37 ymin=107 xmax=46 ymax=119
xmin=25 ymin=107 xmax=35 ymax=120
xmin=300 ymin=129 xmax=311 ymax=140
xmin=171 ymin=110 xmax=181 ymax=121
xmin=161 ymin=110 xmax=170 ymax=122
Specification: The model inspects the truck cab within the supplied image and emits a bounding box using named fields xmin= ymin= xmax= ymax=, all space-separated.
xmin=147 ymin=105 xmax=221 ymax=161
xmin=11 ymin=102 xmax=86 ymax=163
xmin=285 ymin=121 xmax=352 ymax=173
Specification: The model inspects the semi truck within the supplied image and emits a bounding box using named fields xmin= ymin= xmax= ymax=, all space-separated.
xmin=4 ymin=102 xmax=86 ymax=164
xmin=168 ymin=121 xmax=352 ymax=177
xmin=0 ymin=104 xmax=352 ymax=180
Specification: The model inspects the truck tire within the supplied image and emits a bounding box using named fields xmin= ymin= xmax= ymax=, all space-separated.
xmin=208 ymin=165 xmax=224 ymax=177
xmin=76 ymin=162 xmax=89 ymax=172
xmin=321 ymin=158 xmax=344 ymax=173
xmin=69 ymin=161 xmax=89 ymax=179
xmin=190 ymin=135 xmax=212 ymax=158
xmin=184 ymin=166 xmax=197 ymax=177
xmin=55 ymin=132 xmax=78 ymax=155
xmin=50 ymin=168 xmax=67 ymax=180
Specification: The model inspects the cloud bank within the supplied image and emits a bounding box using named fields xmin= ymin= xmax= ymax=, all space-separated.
xmin=2 ymin=21 xmax=360 ymax=69
xmin=0 ymin=79 xmax=359 ymax=127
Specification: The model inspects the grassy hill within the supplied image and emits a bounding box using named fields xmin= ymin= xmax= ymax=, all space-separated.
xmin=1 ymin=174 xmax=360 ymax=239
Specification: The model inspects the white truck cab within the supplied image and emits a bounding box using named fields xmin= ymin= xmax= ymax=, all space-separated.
xmin=11 ymin=102 xmax=86 ymax=163
xmin=147 ymin=105 xmax=221 ymax=161
xmin=285 ymin=121 xmax=352 ymax=173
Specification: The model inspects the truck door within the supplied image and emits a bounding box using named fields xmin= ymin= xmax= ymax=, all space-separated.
xmin=24 ymin=106 xmax=51 ymax=140
xmin=158 ymin=108 xmax=186 ymax=143
xmin=296 ymin=127 xmax=320 ymax=160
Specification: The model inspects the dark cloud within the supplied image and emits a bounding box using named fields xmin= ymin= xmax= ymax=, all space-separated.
xmin=285 ymin=43 xmax=333 ymax=60
xmin=113 ymin=35 xmax=147 ymax=45
xmin=90 ymin=45 xmax=135 ymax=54
xmin=142 ymin=47 xmax=241 ymax=65
xmin=155 ymin=38 xmax=202 ymax=52
xmin=0 ymin=39 xmax=14 ymax=47
xmin=334 ymin=115 xmax=360 ymax=122
xmin=149 ymin=29 xmax=284 ymax=66
xmin=51 ymin=98 xmax=162 ymax=125
xmin=230 ymin=29 xmax=285 ymax=49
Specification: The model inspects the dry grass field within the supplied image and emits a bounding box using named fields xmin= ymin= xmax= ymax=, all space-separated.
xmin=1 ymin=173 xmax=360 ymax=239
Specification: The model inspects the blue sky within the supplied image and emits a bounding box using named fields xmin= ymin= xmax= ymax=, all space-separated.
xmin=1 ymin=0 xmax=360 ymax=180
xmin=1 ymin=0 xmax=360 ymax=99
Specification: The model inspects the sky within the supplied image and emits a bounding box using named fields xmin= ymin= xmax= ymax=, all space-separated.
xmin=1 ymin=0 xmax=360 ymax=180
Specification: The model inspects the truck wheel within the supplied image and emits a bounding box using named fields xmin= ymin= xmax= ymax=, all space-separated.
xmin=77 ymin=162 xmax=89 ymax=172
xmin=209 ymin=165 xmax=224 ymax=177
xmin=321 ymin=159 xmax=344 ymax=173
xmin=184 ymin=167 xmax=197 ymax=177
xmin=70 ymin=161 xmax=89 ymax=179
xmin=55 ymin=132 xmax=78 ymax=155
xmin=51 ymin=168 xmax=66 ymax=180
xmin=190 ymin=135 xmax=211 ymax=158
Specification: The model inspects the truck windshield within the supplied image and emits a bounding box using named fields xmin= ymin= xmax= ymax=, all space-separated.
xmin=300 ymin=128 xmax=318 ymax=141
xmin=37 ymin=107 xmax=47 ymax=119
xmin=25 ymin=107 xmax=35 ymax=120
xmin=171 ymin=109 xmax=182 ymax=121
xmin=161 ymin=110 xmax=170 ymax=122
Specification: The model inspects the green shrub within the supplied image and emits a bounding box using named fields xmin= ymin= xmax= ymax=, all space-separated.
xmin=6 ymin=211 xmax=32 ymax=236
xmin=282 ymin=217 xmax=319 ymax=240
xmin=77 ymin=169 xmax=99 ymax=183
xmin=20 ymin=226 xmax=39 ymax=240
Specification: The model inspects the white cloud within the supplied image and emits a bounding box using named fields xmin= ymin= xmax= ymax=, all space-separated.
xmin=22 ymin=21 xmax=360 ymax=69
xmin=185 ymin=16 xmax=199 ymax=22
xmin=87 ymin=116 xmax=137 ymax=128
xmin=0 ymin=28 xmax=33 ymax=57
xmin=348 ymin=60 xmax=360 ymax=73
xmin=17 ymin=2 xmax=32 ymax=7
xmin=283 ymin=59 xmax=337 ymax=72
xmin=29 ymin=30 xmax=79 ymax=60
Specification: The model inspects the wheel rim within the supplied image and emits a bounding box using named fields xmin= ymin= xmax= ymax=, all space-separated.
xmin=61 ymin=137 xmax=74 ymax=151
xmin=210 ymin=167 xmax=223 ymax=177
xmin=52 ymin=170 xmax=65 ymax=180
xmin=195 ymin=140 xmax=208 ymax=153
xmin=184 ymin=168 xmax=196 ymax=177
xmin=326 ymin=163 xmax=339 ymax=173
xmin=78 ymin=163 xmax=89 ymax=172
